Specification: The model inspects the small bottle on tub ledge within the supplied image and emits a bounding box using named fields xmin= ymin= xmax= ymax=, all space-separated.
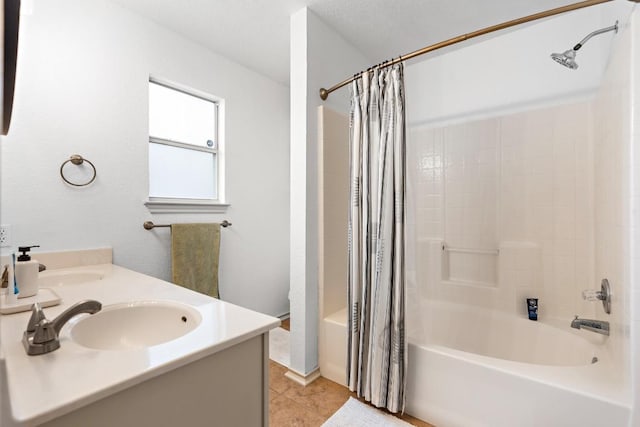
xmin=526 ymin=298 xmax=538 ymax=321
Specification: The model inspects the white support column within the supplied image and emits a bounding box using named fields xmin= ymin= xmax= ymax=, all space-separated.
xmin=289 ymin=7 xmax=371 ymax=383
xmin=289 ymin=8 xmax=320 ymax=379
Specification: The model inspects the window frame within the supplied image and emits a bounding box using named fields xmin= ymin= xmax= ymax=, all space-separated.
xmin=145 ymin=77 xmax=228 ymax=213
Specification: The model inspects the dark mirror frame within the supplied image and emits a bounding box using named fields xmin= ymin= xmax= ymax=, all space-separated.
xmin=3 ymin=0 xmax=20 ymax=136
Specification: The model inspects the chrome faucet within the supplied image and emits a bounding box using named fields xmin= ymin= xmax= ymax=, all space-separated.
xmin=23 ymin=300 xmax=102 ymax=355
xmin=571 ymin=315 xmax=609 ymax=336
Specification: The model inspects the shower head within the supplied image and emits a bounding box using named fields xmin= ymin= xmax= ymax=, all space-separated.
xmin=550 ymin=21 xmax=618 ymax=70
xmin=550 ymin=49 xmax=578 ymax=69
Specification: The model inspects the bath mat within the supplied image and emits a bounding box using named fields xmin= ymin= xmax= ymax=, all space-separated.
xmin=269 ymin=327 xmax=290 ymax=367
xmin=322 ymin=397 xmax=414 ymax=427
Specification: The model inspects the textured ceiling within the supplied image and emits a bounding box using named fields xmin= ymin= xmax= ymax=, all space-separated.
xmin=108 ymin=0 xmax=583 ymax=85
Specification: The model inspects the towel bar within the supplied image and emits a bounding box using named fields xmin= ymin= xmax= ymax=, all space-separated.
xmin=143 ymin=220 xmax=232 ymax=230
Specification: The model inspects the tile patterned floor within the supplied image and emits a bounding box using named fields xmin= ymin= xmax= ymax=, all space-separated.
xmin=268 ymin=360 xmax=434 ymax=427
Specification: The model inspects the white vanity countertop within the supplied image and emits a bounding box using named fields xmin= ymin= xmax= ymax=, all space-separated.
xmin=0 ymin=264 xmax=280 ymax=426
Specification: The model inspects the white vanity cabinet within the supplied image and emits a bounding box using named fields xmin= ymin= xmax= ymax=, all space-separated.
xmin=42 ymin=334 xmax=270 ymax=427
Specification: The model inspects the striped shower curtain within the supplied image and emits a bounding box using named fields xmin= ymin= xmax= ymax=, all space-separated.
xmin=347 ymin=64 xmax=406 ymax=413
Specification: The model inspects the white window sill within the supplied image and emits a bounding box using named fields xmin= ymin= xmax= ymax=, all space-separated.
xmin=145 ymin=198 xmax=230 ymax=214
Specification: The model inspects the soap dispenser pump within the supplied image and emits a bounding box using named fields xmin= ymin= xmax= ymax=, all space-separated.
xmin=15 ymin=245 xmax=40 ymax=298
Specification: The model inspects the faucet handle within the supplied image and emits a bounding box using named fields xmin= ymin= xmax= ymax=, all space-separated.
xmin=1 ymin=265 xmax=8 ymax=288
xmin=581 ymin=279 xmax=612 ymax=314
xmin=582 ymin=289 xmax=603 ymax=301
xmin=26 ymin=303 xmax=46 ymax=333
xmin=32 ymin=318 xmax=57 ymax=344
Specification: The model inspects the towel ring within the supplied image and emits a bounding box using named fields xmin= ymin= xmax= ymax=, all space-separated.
xmin=60 ymin=154 xmax=97 ymax=187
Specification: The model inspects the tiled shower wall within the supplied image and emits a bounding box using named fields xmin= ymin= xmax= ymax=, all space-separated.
xmin=408 ymin=100 xmax=597 ymax=320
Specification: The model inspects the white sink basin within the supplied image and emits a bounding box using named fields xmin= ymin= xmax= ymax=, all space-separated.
xmin=39 ymin=271 xmax=104 ymax=287
xmin=69 ymin=301 xmax=202 ymax=350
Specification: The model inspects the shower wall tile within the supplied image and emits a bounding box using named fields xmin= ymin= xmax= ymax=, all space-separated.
xmin=575 ymin=261 xmax=594 ymax=315
xmin=409 ymin=126 xmax=445 ymax=241
xmin=410 ymin=99 xmax=596 ymax=318
xmin=499 ymin=242 xmax=542 ymax=316
xmin=528 ymin=174 xmax=553 ymax=207
xmin=532 ymin=208 xmax=554 ymax=241
xmin=574 ymin=238 xmax=591 ymax=260
xmin=443 ymin=120 xmax=499 ymax=252
xmin=541 ymin=256 xmax=558 ymax=315
xmin=553 ymin=239 xmax=575 ymax=257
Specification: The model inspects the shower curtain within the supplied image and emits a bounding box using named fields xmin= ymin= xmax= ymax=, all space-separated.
xmin=347 ymin=64 xmax=407 ymax=413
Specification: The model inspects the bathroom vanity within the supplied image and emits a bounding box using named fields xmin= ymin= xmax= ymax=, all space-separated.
xmin=0 ymin=249 xmax=280 ymax=427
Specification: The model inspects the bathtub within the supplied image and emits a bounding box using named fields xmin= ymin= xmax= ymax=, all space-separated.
xmin=319 ymin=301 xmax=631 ymax=427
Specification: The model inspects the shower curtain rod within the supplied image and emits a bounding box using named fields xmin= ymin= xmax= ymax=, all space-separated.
xmin=319 ymin=0 xmax=625 ymax=101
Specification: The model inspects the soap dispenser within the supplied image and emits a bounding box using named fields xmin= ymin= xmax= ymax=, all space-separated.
xmin=15 ymin=245 xmax=40 ymax=298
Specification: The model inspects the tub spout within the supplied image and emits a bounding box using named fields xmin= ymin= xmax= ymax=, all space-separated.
xmin=570 ymin=315 xmax=609 ymax=336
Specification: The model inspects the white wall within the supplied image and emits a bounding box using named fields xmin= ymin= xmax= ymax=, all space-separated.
xmin=0 ymin=0 xmax=290 ymax=317
xmin=289 ymin=7 xmax=369 ymax=376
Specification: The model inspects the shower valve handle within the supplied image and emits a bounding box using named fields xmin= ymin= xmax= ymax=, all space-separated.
xmin=581 ymin=289 xmax=604 ymax=301
xmin=581 ymin=279 xmax=611 ymax=315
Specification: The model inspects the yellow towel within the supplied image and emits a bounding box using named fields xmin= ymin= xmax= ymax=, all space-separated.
xmin=171 ymin=223 xmax=220 ymax=299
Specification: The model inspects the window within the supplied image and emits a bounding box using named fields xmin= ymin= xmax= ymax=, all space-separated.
xmin=145 ymin=78 xmax=227 ymax=213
